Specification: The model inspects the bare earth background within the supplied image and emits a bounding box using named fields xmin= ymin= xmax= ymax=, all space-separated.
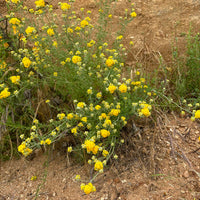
xmin=0 ymin=0 xmax=200 ymax=199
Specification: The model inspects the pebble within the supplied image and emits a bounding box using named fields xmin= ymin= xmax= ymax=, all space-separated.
xmin=53 ymin=192 xmax=57 ymax=196
xmin=62 ymin=178 xmax=66 ymax=182
xmin=183 ymin=170 xmax=189 ymax=178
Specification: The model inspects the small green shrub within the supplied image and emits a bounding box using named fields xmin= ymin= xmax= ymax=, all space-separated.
xmin=171 ymin=31 xmax=200 ymax=100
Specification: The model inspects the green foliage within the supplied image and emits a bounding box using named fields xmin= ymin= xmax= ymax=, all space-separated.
xmin=171 ymin=32 xmax=200 ymax=100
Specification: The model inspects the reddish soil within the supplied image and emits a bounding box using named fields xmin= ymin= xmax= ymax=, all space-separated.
xmin=1 ymin=0 xmax=200 ymax=199
xmin=1 ymin=115 xmax=200 ymax=200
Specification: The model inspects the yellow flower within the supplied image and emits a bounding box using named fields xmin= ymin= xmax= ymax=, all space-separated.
xmin=40 ymin=140 xmax=45 ymax=145
xmin=181 ymin=111 xmax=185 ymax=117
xmin=78 ymin=122 xmax=84 ymax=127
xmin=109 ymin=109 xmax=120 ymax=116
xmin=82 ymin=183 xmax=96 ymax=194
xmin=80 ymin=20 xmax=89 ymax=28
xmin=84 ymin=140 xmax=95 ymax=153
xmin=67 ymin=28 xmax=73 ymax=33
xmin=87 ymin=89 xmax=92 ymax=94
xmin=92 ymin=145 xmax=99 ymax=154
xmin=50 ymin=131 xmax=56 ymax=136
xmin=9 ymin=18 xmax=21 ymax=25
xmin=65 ymin=58 xmax=71 ymax=62
xmin=104 ymin=119 xmax=112 ymax=127
xmin=53 ymin=41 xmax=58 ymax=47
xmin=0 ymin=61 xmax=6 ymax=69
xmin=87 ymin=40 xmax=95 ymax=47
xmin=105 ymin=58 xmax=115 ymax=67
xmin=95 ymin=105 xmax=101 ymax=110
xmin=35 ymin=0 xmax=45 ymax=8
xmin=77 ymin=102 xmax=85 ymax=109
xmin=10 ymin=76 xmax=20 ymax=84
xmin=29 ymin=9 xmax=35 ymax=13
xmin=80 ymin=183 xmax=85 ymax=190
xmin=195 ymin=110 xmax=200 ymax=119
xmin=67 ymin=113 xmax=74 ymax=120
xmin=94 ymin=160 xmax=103 ymax=171
xmin=75 ymin=175 xmax=80 ymax=180
xmin=0 ymin=88 xmax=11 ymax=99
xmin=102 ymin=150 xmax=109 ymax=157
xmin=60 ymin=3 xmax=71 ymax=11
xmin=141 ymin=107 xmax=151 ymax=117
xmin=116 ymin=35 xmax=123 ymax=40
xmin=71 ymin=127 xmax=77 ymax=135
xmin=108 ymin=84 xmax=117 ymax=94
xmin=47 ymin=28 xmax=54 ymax=36
xmin=119 ymin=83 xmax=127 ymax=93
xmin=18 ymin=142 xmax=26 ymax=153
xmin=31 ymin=176 xmax=37 ymax=181
xmin=96 ymin=92 xmax=102 ymax=99
xmin=131 ymin=11 xmax=137 ymax=17
xmin=25 ymin=26 xmax=36 ymax=35
xmin=68 ymin=146 xmax=72 ymax=152
xmin=45 ymin=138 xmax=51 ymax=145
xmin=100 ymin=113 xmax=107 ymax=119
xmin=45 ymin=49 xmax=50 ymax=54
xmin=11 ymin=0 xmax=20 ymax=3
xmin=85 ymin=17 xmax=91 ymax=21
xmin=81 ymin=117 xmax=87 ymax=123
xmin=100 ymin=129 xmax=110 ymax=138
xmin=23 ymin=148 xmax=33 ymax=157
xmin=57 ymin=113 xmax=65 ymax=120
xmin=12 ymin=25 xmax=18 ymax=35
xmin=121 ymin=116 xmax=126 ymax=121
xmin=75 ymin=26 xmax=81 ymax=31
xmin=4 ymin=42 xmax=9 ymax=48
xmin=72 ymin=55 xmax=82 ymax=64
xmin=22 ymin=57 xmax=32 ymax=68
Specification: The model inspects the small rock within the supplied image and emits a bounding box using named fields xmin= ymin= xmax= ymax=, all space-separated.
xmin=53 ymin=192 xmax=57 ymax=197
xmin=121 ymin=179 xmax=127 ymax=184
xmin=62 ymin=178 xmax=66 ymax=182
xmin=183 ymin=170 xmax=189 ymax=178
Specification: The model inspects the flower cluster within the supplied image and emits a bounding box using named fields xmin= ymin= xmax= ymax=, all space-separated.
xmin=4 ymin=0 xmax=196 ymax=196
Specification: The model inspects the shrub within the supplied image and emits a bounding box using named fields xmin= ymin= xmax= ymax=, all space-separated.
xmin=1 ymin=0 xmax=199 ymax=195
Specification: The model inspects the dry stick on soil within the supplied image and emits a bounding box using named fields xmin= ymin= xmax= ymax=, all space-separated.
xmin=184 ymin=127 xmax=191 ymax=138
xmin=189 ymin=147 xmax=200 ymax=154
xmin=0 ymin=105 xmax=14 ymax=159
xmin=158 ymin=116 xmax=200 ymax=180
xmin=175 ymin=143 xmax=192 ymax=167
xmin=157 ymin=116 xmax=177 ymax=163
xmin=164 ymin=116 xmax=193 ymax=166
xmin=173 ymin=128 xmax=188 ymax=142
